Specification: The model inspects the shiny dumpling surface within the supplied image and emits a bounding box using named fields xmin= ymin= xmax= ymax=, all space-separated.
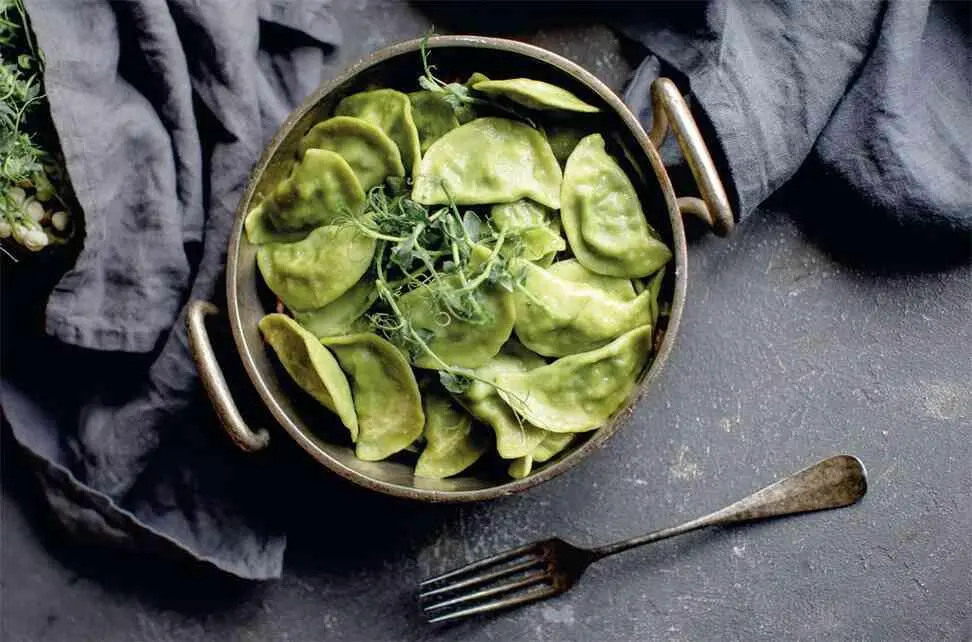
xmin=496 ymin=325 xmax=653 ymax=432
xmin=547 ymin=259 xmax=637 ymax=301
xmin=561 ymin=134 xmax=671 ymax=278
xmin=298 ymin=115 xmax=404 ymax=190
xmin=415 ymin=387 xmax=488 ymax=479
xmin=322 ymin=333 xmax=425 ymax=462
xmin=244 ymin=202 xmax=309 ymax=245
xmin=262 ymin=149 xmax=365 ymax=233
xmin=489 ymin=199 xmax=565 ymax=263
xmin=507 ymin=432 xmax=577 ymax=479
xmin=457 ymin=342 xmax=548 ymax=459
xmin=396 ymin=260 xmax=515 ymax=370
xmin=513 ymin=259 xmax=653 ymax=357
xmin=256 ymin=225 xmax=375 ymax=311
xmin=293 ymin=278 xmax=377 ymax=339
xmin=336 ymin=89 xmax=422 ymax=178
xmin=473 ymin=78 xmax=600 ymax=113
xmin=257 ymin=313 xmax=358 ymax=438
xmin=412 ymin=117 xmax=562 ymax=209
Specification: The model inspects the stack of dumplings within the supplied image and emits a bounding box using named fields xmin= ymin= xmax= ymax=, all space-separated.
xmin=245 ymin=63 xmax=672 ymax=481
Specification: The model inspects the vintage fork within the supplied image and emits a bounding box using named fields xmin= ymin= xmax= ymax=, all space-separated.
xmin=419 ymin=454 xmax=867 ymax=624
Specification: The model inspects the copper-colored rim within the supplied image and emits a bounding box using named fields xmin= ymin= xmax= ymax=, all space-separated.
xmin=226 ymin=35 xmax=688 ymax=502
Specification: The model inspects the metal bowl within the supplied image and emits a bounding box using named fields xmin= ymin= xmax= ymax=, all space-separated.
xmin=187 ymin=35 xmax=733 ymax=502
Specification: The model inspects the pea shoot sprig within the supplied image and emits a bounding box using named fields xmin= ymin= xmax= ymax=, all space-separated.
xmin=418 ymin=32 xmax=538 ymax=128
xmin=341 ymin=183 xmax=536 ymax=398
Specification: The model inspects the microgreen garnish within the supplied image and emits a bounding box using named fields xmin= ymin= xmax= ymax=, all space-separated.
xmin=0 ymin=0 xmax=73 ymax=257
xmin=418 ymin=32 xmax=538 ymax=128
xmin=342 ymin=180 xmax=534 ymax=412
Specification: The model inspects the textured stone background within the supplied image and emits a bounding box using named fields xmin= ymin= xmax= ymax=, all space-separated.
xmin=2 ymin=2 xmax=970 ymax=641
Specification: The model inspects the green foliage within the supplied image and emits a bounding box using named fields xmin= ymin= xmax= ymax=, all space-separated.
xmin=0 ymin=0 xmax=71 ymax=256
xmin=354 ymin=183 xmax=526 ymax=332
xmin=418 ymin=33 xmax=537 ymax=128
xmin=339 ymin=182 xmax=536 ymax=402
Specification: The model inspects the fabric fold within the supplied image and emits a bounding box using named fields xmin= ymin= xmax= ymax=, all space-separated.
xmin=3 ymin=0 xmax=340 ymax=580
xmin=3 ymin=0 xmax=968 ymax=583
xmin=615 ymin=0 xmax=970 ymax=236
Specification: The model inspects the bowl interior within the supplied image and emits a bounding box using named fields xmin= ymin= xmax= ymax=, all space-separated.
xmin=228 ymin=36 xmax=687 ymax=501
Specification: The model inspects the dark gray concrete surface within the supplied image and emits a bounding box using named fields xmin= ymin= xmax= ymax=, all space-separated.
xmin=2 ymin=2 xmax=970 ymax=641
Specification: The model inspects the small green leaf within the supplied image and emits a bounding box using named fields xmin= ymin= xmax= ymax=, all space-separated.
xmin=390 ymin=225 xmax=423 ymax=269
xmin=445 ymin=83 xmax=470 ymax=101
xmin=461 ymin=210 xmax=481 ymax=242
xmin=439 ymin=371 xmax=473 ymax=394
xmin=441 ymin=215 xmax=463 ymax=241
xmin=400 ymin=197 xmax=426 ymax=220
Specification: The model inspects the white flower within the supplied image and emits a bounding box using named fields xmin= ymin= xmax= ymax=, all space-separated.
xmin=11 ymin=222 xmax=30 ymax=244
xmin=23 ymin=228 xmax=49 ymax=251
xmin=51 ymin=211 xmax=70 ymax=232
xmin=0 ymin=219 xmax=11 ymax=239
xmin=25 ymin=198 xmax=47 ymax=223
xmin=7 ymin=186 xmax=26 ymax=206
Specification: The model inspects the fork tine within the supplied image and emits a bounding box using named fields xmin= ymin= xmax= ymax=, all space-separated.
xmin=418 ymin=557 xmax=544 ymax=601
xmin=418 ymin=542 xmax=537 ymax=589
xmin=423 ymin=572 xmax=550 ymax=613
xmin=426 ymin=584 xmax=560 ymax=625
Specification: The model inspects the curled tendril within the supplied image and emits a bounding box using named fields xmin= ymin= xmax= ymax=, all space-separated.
xmin=433 ymin=310 xmax=451 ymax=328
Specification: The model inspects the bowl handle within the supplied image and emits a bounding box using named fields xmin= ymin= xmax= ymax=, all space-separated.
xmin=186 ymin=300 xmax=270 ymax=452
xmin=649 ymin=77 xmax=735 ymax=237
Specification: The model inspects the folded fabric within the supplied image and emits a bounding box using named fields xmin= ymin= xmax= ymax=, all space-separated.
xmin=615 ymin=0 xmax=971 ymax=237
xmin=3 ymin=0 xmax=969 ymax=583
xmin=1 ymin=0 xmax=340 ymax=580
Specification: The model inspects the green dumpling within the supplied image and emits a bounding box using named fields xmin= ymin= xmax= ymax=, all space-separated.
xmin=263 ymin=149 xmax=366 ymax=232
xmin=496 ymin=325 xmax=653 ymax=433
xmin=465 ymin=72 xmax=490 ymax=87
xmin=489 ymin=200 xmax=565 ymax=263
xmin=412 ymin=117 xmax=562 ymax=210
xmin=644 ymin=266 xmax=666 ymax=329
xmin=415 ymin=387 xmax=488 ymax=479
xmin=244 ymin=202 xmax=310 ymax=245
xmin=507 ymin=432 xmax=577 ymax=479
xmin=257 ymin=314 xmax=357 ymax=439
xmin=513 ymin=260 xmax=653 ymax=357
xmin=548 ymin=259 xmax=637 ymax=301
xmin=473 ymin=78 xmax=600 ymax=113
xmin=561 ymin=134 xmax=672 ymax=278
xmin=256 ymin=225 xmax=375 ymax=311
xmin=456 ymin=342 xmax=548 ymax=460
xmin=532 ymin=432 xmax=576 ymax=462
xmin=408 ymin=91 xmax=460 ymax=153
xmin=507 ymin=456 xmax=533 ymax=480
xmin=322 ymin=333 xmax=425 ymax=462
xmin=294 ymin=278 xmax=377 ymax=339
xmin=535 ymin=252 xmax=557 ymax=268
xmin=336 ymin=89 xmax=422 ymax=178
xmin=298 ymin=116 xmax=405 ymax=190
xmin=397 ymin=269 xmax=515 ymax=370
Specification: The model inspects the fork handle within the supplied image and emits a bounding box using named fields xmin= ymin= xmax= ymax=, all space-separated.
xmin=592 ymin=455 xmax=867 ymax=558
